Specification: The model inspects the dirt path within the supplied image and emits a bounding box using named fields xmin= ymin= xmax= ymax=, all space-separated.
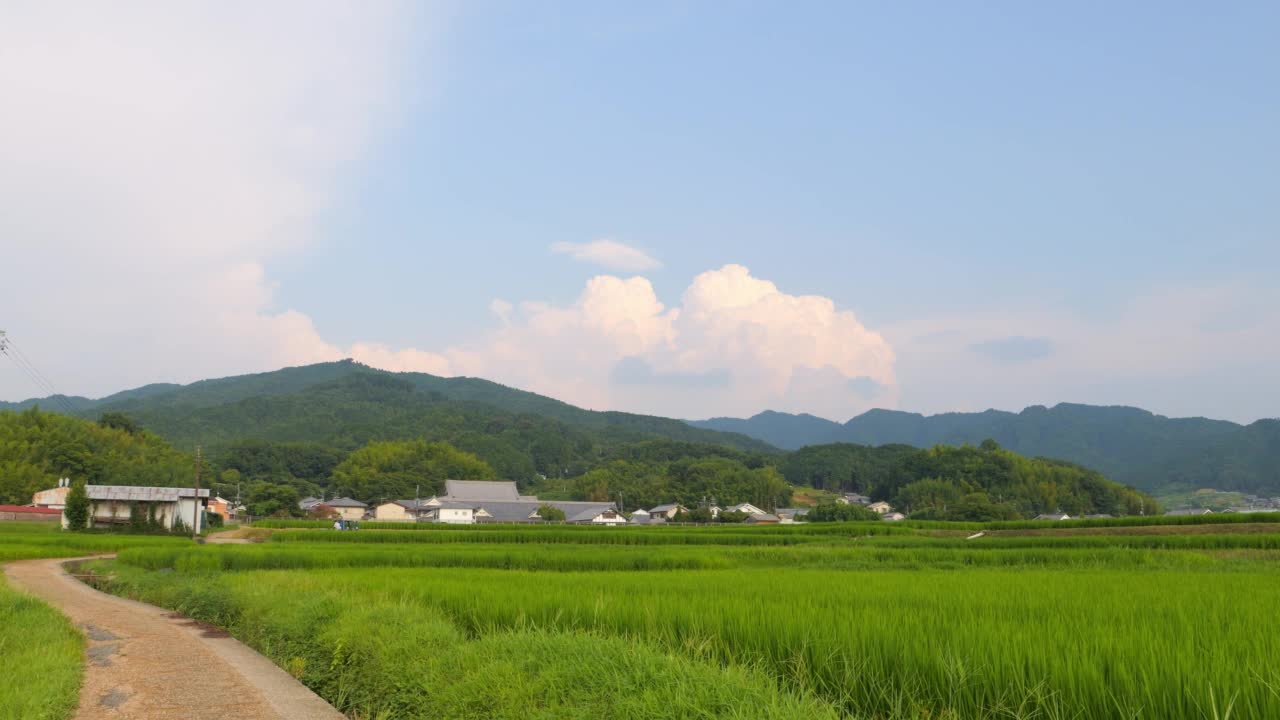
xmin=3 ymin=557 xmax=344 ymax=720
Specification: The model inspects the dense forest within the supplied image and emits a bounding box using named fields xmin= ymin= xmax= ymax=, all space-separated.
xmin=0 ymin=408 xmax=194 ymax=504
xmin=694 ymin=404 xmax=1280 ymax=494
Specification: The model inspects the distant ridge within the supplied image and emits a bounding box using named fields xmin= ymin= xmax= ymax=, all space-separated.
xmin=691 ymin=404 xmax=1280 ymax=494
xmin=1 ymin=360 xmax=775 ymax=459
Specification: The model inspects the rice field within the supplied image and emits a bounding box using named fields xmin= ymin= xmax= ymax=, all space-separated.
xmin=80 ymin=519 xmax=1280 ymax=720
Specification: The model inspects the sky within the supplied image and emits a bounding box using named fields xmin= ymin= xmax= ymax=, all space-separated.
xmin=1 ymin=1 xmax=1277 ymax=424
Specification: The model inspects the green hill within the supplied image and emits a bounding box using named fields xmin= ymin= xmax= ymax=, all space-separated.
xmin=692 ymin=404 xmax=1279 ymax=494
xmin=6 ymin=361 xmax=773 ymax=484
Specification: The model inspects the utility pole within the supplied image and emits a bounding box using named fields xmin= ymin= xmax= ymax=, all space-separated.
xmin=192 ymin=445 xmax=202 ymax=541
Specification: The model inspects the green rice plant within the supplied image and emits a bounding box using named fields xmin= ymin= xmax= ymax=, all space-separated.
xmin=241 ymin=564 xmax=1278 ymax=719
xmin=93 ymin=562 xmax=843 ymax=719
xmin=0 ymin=577 xmax=82 ymax=720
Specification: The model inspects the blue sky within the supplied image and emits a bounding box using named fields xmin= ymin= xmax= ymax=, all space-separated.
xmin=2 ymin=2 xmax=1277 ymax=422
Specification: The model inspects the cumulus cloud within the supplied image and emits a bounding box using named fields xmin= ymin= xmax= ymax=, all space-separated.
xmin=434 ymin=265 xmax=897 ymax=420
xmin=551 ymin=239 xmax=662 ymax=272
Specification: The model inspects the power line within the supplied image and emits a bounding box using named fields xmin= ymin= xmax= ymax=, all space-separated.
xmin=0 ymin=331 xmax=78 ymax=414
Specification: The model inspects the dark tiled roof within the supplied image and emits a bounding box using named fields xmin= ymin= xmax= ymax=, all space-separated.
xmin=444 ymin=480 xmax=521 ymax=502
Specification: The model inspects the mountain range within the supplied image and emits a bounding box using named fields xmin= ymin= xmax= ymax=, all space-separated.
xmin=692 ymin=405 xmax=1280 ymax=495
xmin=4 ymin=361 xmax=1277 ymax=495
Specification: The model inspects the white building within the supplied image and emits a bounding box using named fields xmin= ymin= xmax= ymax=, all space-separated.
xmin=867 ymin=501 xmax=893 ymax=514
xmin=32 ymin=481 xmax=71 ymax=510
xmin=422 ymin=502 xmax=477 ymax=524
xmin=63 ymin=485 xmax=210 ymax=532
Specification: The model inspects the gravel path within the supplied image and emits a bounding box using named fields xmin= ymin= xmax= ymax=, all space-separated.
xmin=3 ymin=557 xmax=344 ymax=720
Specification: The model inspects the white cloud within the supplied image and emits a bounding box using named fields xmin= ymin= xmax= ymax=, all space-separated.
xmin=0 ymin=1 xmax=446 ymax=400
xmin=550 ymin=239 xmax=662 ymax=272
xmin=432 ymin=265 xmax=897 ymax=420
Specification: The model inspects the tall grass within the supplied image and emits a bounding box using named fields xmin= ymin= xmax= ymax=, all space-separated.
xmin=0 ymin=577 xmax=82 ymax=720
xmin=305 ymin=565 xmax=1280 ymax=719
xmin=93 ymin=561 xmax=843 ymax=719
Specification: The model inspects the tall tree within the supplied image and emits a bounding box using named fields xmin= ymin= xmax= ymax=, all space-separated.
xmin=63 ymin=480 xmax=90 ymax=531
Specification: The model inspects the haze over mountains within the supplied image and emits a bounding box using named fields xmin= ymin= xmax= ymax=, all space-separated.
xmin=3 ymin=361 xmax=1277 ymax=495
xmin=692 ymin=406 xmax=1280 ymax=494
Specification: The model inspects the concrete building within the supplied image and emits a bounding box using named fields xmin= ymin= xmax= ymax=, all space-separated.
xmin=64 ymin=485 xmax=210 ymax=532
xmin=32 ymin=482 xmax=71 ymax=510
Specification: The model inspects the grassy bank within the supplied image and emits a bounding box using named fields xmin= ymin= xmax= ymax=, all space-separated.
xmin=0 ymin=576 xmax=82 ymax=720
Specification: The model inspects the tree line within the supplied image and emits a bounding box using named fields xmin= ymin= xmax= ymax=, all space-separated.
xmin=1 ymin=408 xmax=1158 ymax=520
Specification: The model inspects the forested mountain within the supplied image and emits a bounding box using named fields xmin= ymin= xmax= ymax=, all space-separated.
xmin=692 ymin=404 xmax=1280 ymax=494
xmin=5 ymin=362 xmax=771 ymax=483
xmin=0 ymin=361 xmax=1162 ymax=520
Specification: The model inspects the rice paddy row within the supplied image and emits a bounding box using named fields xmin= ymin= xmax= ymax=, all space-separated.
xmin=90 ymin=552 xmax=1280 ymax=720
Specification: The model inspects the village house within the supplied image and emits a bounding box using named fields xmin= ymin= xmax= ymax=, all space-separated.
xmin=64 ymin=485 xmax=210 ymax=532
xmin=207 ymin=496 xmax=239 ymax=522
xmin=881 ymin=511 xmax=907 ymax=522
xmin=1034 ymin=513 xmax=1072 ymax=521
xmin=1165 ymin=508 xmax=1214 ymax=516
xmin=648 ymin=503 xmax=688 ymax=520
xmin=744 ymin=512 xmax=781 ymax=524
xmin=398 ymin=481 xmax=623 ymax=526
xmin=775 ymin=508 xmax=809 ymax=523
xmin=556 ymin=502 xmax=627 ymax=525
xmin=726 ymin=502 xmax=767 ymax=517
xmin=840 ymin=493 xmax=871 ymax=506
xmin=374 ymin=499 xmax=432 ymax=522
xmin=867 ymin=501 xmax=893 ymax=514
xmin=322 ymin=497 xmax=368 ymax=521
xmin=421 ymin=501 xmax=478 ymax=524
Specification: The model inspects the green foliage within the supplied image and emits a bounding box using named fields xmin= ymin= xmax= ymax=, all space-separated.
xmin=0 ymin=407 xmax=195 ymax=505
xmin=63 ymin=480 xmax=89 ymax=531
xmin=535 ymin=504 xmax=565 ymax=522
xmin=778 ymin=441 xmax=1159 ymax=520
xmin=330 ymin=440 xmax=494 ymax=502
xmin=805 ymin=502 xmax=881 ymax=522
xmin=0 ymin=576 xmax=83 ymax=720
xmin=779 ymin=442 xmax=916 ymax=492
xmin=97 ymin=411 xmax=140 ymax=435
xmin=562 ymin=456 xmax=790 ymax=512
xmin=245 ymin=482 xmax=301 ymax=518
